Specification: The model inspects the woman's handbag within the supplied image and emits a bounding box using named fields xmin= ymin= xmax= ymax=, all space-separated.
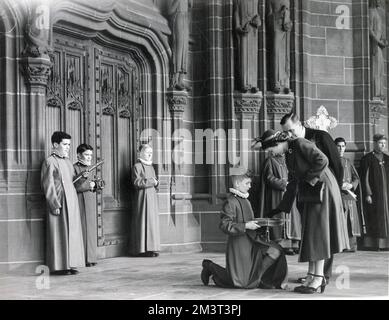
xmin=298 ymin=181 xmax=324 ymax=203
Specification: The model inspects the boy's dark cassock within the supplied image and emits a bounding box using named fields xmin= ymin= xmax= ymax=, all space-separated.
xmin=41 ymin=154 xmax=85 ymax=271
xmin=359 ymin=151 xmax=389 ymax=239
xmin=74 ymin=162 xmax=98 ymax=264
xmin=304 ymin=127 xmax=344 ymax=187
xmin=129 ymin=160 xmax=160 ymax=255
xmin=277 ymin=138 xmax=349 ymax=262
xmin=213 ymin=193 xmax=288 ymax=289
xmin=258 ymin=154 xmax=301 ymax=242
xmin=340 ymin=157 xmax=363 ymax=237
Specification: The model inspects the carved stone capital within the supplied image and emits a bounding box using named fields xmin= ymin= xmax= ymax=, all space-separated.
xmin=369 ymin=98 xmax=386 ymax=123
xmin=305 ymin=105 xmax=338 ymax=132
xmin=21 ymin=56 xmax=52 ymax=87
xmin=233 ymin=92 xmax=263 ymax=114
xmin=266 ymin=92 xmax=294 ymax=115
xmin=167 ymin=90 xmax=188 ymax=115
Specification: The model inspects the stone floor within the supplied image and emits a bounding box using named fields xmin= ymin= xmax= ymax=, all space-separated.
xmin=0 ymin=251 xmax=388 ymax=300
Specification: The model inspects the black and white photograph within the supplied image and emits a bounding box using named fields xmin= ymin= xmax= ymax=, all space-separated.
xmin=0 ymin=0 xmax=388 ymax=308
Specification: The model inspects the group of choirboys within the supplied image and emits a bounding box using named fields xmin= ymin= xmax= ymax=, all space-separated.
xmin=41 ymin=111 xmax=389 ymax=294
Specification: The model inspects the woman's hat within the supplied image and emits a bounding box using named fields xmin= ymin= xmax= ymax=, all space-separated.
xmin=251 ymin=129 xmax=289 ymax=150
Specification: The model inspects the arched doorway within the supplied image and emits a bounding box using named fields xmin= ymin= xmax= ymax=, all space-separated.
xmin=48 ymin=0 xmax=170 ymax=258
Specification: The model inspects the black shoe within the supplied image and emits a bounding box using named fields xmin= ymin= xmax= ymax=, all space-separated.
xmin=86 ymin=262 xmax=98 ymax=267
xmin=201 ymin=268 xmax=212 ymax=286
xmin=293 ymin=285 xmax=307 ymax=292
xmin=132 ymin=252 xmax=157 ymax=257
xmin=69 ymin=269 xmax=79 ymax=275
xmin=295 ymin=275 xmax=326 ymax=294
xmin=50 ymin=270 xmax=71 ymax=276
xmin=144 ymin=251 xmax=159 ymax=257
xmin=201 ymin=259 xmax=213 ymax=286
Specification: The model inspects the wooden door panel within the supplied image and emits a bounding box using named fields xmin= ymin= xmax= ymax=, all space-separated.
xmin=118 ymin=118 xmax=131 ymax=206
xmin=94 ymin=47 xmax=140 ymax=249
xmin=49 ymin=34 xmax=140 ymax=253
xmin=47 ymin=41 xmax=87 ymax=164
xmin=101 ymin=115 xmax=115 ymax=206
xmin=64 ymin=53 xmax=85 ymax=162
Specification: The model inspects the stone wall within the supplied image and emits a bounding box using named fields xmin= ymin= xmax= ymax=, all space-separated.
xmin=0 ymin=0 xmax=388 ymax=273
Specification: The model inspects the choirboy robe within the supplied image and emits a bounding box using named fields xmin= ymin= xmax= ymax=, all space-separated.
xmin=41 ymin=154 xmax=85 ymax=271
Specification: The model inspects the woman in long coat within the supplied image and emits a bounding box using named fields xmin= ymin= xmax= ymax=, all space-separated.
xmin=253 ymin=130 xmax=349 ymax=294
xmin=129 ymin=144 xmax=160 ymax=257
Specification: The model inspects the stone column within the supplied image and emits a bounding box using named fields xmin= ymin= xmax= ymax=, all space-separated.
xmin=266 ymin=92 xmax=294 ymax=130
xmin=167 ymin=89 xmax=188 ymax=195
xmin=21 ymin=0 xmax=52 ymax=185
xmin=21 ymin=54 xmax=52 ymax=209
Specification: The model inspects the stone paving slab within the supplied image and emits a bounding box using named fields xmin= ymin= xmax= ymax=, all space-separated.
xmin=0 ymin=251 xmax=388 ymax=300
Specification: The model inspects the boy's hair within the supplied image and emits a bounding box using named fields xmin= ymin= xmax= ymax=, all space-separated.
xmin=373 ymin=133 xmax=387 ymax=142
xmin=138 ymin=144 xmax=152 ymax=153
xmin=77 ymin=143 xmax=93 ymax=154
xmin=230 ymin=174 xmax=252 ymax=187
xmin=280 ymin=111 xmax=299 ymax=125
xmin=51 ymin=131 xmax=71 ymax=144
xmin=334 ymin=137 xmax=346 ymax=145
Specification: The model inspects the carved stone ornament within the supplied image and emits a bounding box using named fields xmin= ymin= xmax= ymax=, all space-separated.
xmin=47 ymin=54 xmax=63 ymax=108
xmin=67 ymin=100 xmax=83 ymax=111
xmin=118 ymin=93 xmax=131 ymax=118
xmin=102 ymin=106 xmax=115 ymax=116
xmin=369 ymin=98 xmax=385 ymax=122
xmin=304 ymin=105 xmax=338 ymax=132
xmin=266 ymin=92 xmax=294 ymax=115
xmin=119 ymin=109 xmax=131 ymax=118
xmin=102 ymin=85 xmax=115 ymax=115
xmin=167 ymin=90 xmax=188 ymax=114
xmin=21 ymin=56 xmax=52 ymax=87
xmin=234 ymin=92 xmax=262 ymax=114
xmin=47 ymin=97 xmax=62 ymax=108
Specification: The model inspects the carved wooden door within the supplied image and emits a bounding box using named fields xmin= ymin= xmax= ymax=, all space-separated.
xmin=93 ymin=46 xmax=140 ymax=249
xmin=47 ymin=35 xmax=140 ymax=255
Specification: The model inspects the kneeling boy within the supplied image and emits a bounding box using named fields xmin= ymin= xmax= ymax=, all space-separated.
xmin=201 ymin=168 xmax=288 ymax=289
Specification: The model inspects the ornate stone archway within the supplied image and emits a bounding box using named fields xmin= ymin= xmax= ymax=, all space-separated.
xmin=48 ymin=0 xmax=172 ymax=257
xmin=0 ymin=0 xmax=174 ymax=271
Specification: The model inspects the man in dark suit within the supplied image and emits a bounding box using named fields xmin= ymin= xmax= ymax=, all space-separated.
xmin=280 ymin=112 xmax=345 ymax=283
